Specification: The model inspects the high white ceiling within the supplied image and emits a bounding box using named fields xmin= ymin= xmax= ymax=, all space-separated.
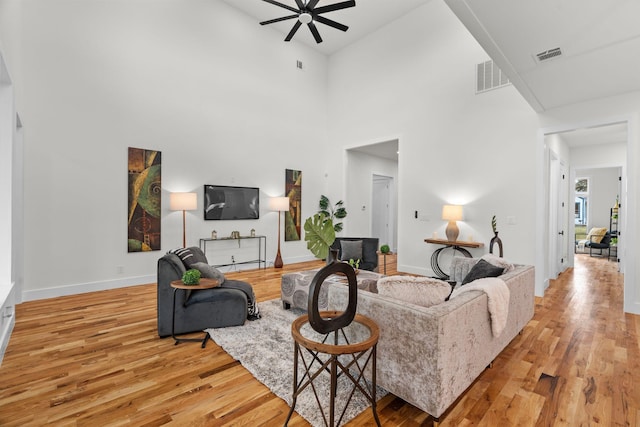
xmin=445 ymin=0 xmax=640 ymax=112
xmin=224 ymin=1 xmax=638 ymax=150
xmin=221 ymin=0 xmax=430 ymax=56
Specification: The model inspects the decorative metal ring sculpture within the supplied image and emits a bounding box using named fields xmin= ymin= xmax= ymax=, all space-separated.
xmin=307 ymin=261 xmax=357 ymax=334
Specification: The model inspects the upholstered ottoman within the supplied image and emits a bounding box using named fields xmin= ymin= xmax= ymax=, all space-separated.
xmin=281 ymin=268 xmax=382 ymax=310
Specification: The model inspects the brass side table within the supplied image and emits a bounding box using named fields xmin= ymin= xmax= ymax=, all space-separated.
xmin=170 ymin=278 xmax=219 ymax=348
xmin=284 ymin=311 xmax=381 ymax=427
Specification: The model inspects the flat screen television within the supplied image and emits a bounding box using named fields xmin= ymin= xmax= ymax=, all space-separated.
xmin=203 ymin=185 xmax=259 ymax=220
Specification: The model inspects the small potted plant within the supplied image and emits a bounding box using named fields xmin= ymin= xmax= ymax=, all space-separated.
xmin=348 ymin=258 xmax=360 ymax=273
xmin=182 ymin=268 xmax=201 ymax=285
xmin=380 ymin=244 xmax=390 ymax=254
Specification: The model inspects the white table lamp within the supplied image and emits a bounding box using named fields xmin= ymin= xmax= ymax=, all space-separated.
xmin=442 ymin=204 xmax=464 ymax=242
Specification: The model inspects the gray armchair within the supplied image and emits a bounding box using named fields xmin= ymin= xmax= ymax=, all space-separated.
xmin=157 ymin=247 xmax=249 ymax=337
xmin=331 ymin=237 xmax=379 ymax=272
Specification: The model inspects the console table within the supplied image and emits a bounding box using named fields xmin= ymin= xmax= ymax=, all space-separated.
xmin=424 ymin=238 xmax=484 ymax=280
xmin=199 ymin=235 xmax=266 ymax=269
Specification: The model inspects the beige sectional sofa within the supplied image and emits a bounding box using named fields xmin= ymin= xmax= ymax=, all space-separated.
xmin=326 ymin=257 xmax=535 ymax=421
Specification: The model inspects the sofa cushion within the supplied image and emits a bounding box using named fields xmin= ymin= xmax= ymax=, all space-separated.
xmin=481 ymin=253 xmax=514 ymax=273
xmin=191 ymin=262 xmax=225 ymax=285
xmin=462 ymin=259 xmax=505 ymax=285
xmin=378 ymin=276 xmax=452 ymax=308
xmin=340 ymin=240 xmax=363 ymax=262
xmin=168 ymin=247 xmax=207 ymax=268
xmin=586 ymin=227 xmax=607 ymax=243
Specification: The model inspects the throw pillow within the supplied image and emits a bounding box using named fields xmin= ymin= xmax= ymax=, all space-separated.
xmin=190 ymin=262 xmax=225 ymax=285
xmin=481 ymin=253 xmax=515 ymax=273
xmin=340 ymin=240 xmax=363 ymax=262
xmin=462 ymin=259 xmax=505 ymax=285
xmin=168 ymin=247 xmax=207 ymax=268
xmin=586 ymin=227 xmax=607 ymax=244
xmin=377 ymin=276 xmax=451 ymax=308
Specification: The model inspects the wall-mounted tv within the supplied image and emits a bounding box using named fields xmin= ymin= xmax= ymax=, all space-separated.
xmin=203 ymin=185 xmax=259 ymax=220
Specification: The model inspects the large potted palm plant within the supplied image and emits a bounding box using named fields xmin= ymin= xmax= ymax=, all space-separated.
xmin=304 ymin=195 xmax=347 ymax=262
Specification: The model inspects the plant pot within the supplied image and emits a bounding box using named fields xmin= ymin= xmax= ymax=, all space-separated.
xmin=326 ymin=248 xmax=340 ymax=265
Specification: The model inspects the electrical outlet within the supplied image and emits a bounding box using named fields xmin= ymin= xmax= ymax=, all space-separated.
xmin=231 ymin=255 xmax=235 ymax=263
xmin=116 ymin=266 xmax=124 ymax=274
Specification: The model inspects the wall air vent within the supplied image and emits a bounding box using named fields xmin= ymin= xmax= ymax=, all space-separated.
xmin=476 ymin=60 xmax=511 ymax=94
xmin=536 ymin=47 xmax=563 ymax=62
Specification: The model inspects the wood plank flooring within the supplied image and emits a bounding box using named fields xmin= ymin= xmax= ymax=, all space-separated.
xmin=0 ymin=254 xmax=637 ymax=426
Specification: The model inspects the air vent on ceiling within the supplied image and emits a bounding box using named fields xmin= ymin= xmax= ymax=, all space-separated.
xmin=476 ymin=60 xmax=511 ymax=94
xmin=536 ymin=47 xmax=563 ymax=62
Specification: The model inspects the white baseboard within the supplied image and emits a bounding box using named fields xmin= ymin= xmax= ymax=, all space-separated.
xmin=398 ymin=264 xmax=434 ymax=277
xmin=22 ymin=275 xmax=156 ymax=302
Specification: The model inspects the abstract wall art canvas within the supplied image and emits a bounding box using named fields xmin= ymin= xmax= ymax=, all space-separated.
xmin=285 ymin=169 xmax=302 ymax=241
xmin=128 ymin=147 xmax=162 ymax=252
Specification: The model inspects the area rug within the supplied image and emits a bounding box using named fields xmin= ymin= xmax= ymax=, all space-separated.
xmin=205 ymin=299 xmax=387 ymax=427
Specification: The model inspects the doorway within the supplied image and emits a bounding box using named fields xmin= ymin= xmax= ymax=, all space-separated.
xmin=345 ymin=139 xmax=398 ymax=251
xmin=372 ymin=175 xmax=394 ymax=251
xmin=538 ymin=120 xmax=633 ymax=312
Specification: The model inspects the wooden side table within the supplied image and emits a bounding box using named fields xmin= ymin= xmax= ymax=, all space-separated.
xmin=424 ymin=238 xmax=484 ymax=280
xmin=170 ymin=278 xmax=220 ymax=348
xmin=376 ymin=251 xmax=393 ymax=275
xmin=284 ymin=311 xmax=381 ymax=427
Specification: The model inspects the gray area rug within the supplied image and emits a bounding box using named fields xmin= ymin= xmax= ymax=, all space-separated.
xmin=206 ymin=299 xmax=386 ymax=427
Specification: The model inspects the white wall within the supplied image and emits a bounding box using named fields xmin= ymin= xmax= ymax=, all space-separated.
xmin=328 ymin=1 xmax=540 ymax=276
xmin=11 ymin=0 xmax=341 ymax=299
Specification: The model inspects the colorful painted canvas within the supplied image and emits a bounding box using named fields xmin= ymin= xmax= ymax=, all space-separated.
xmin=285 ymin=169 xmax=302 ymax=241
xmin=128 ymin=147 xmax=162 ymax=252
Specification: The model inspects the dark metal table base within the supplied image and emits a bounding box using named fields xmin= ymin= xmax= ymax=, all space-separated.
xmin=171 ymin=288 xmax=210 ymax=348
xmin=284 ymin=328 xmax=381 ymax=427
xmin=431 ymin=245 xmax=472 ymax=279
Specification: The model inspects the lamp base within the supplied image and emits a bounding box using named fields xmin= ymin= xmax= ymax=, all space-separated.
xmin=445 ymin=221 xmax=459 ymax=242
xmin=274 ymin=249 xmax=284 ymax=268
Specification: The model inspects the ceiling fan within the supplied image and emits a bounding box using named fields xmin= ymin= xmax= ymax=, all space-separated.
xmin=260 ymin=0 xmax=356 ymax=44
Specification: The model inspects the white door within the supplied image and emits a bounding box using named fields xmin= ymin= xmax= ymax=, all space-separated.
xmin=372 ymin=175 xmax=393 ymax=249
xmin=556 ymin=161 xmax=567 ymax=274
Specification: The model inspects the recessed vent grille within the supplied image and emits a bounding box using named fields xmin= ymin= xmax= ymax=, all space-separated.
xmin=476 ymin=60 xmax=511 ymax=94
xmin=536 ymin=47 xmax=563 ymax=62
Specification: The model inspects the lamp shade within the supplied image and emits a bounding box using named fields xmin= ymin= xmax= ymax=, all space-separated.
xmin=170 ymin=192 xmax=197 ymax=211
xmin=442 ymin=205 xmax=463 ymax=221
xmin=269 ymin=196 xmax=290 ymax=212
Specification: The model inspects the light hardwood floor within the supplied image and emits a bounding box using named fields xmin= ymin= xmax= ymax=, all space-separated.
xmin=0 ymin=254 xmax=637 ymax=426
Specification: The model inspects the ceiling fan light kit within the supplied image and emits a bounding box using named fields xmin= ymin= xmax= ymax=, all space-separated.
xmin=260 ymin=0 xmax=356 ymax=44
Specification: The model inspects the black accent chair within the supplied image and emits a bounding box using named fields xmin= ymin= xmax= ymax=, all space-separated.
xmin=587 ymin=232 xmax=611 ymax=258
xmin=331 ymin=237 xmax=379 ymax=272
xmin=157 ymin=247 xmax=248 ymax=337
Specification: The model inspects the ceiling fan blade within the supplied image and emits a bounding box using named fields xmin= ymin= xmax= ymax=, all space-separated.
xmin=307 ymin=0 xmax=321 ymax=9
xmin=285 ymin=20 xmax=302 ymax=41
xmin=315 ymin=15 xmax=348 ymax=32
xmin=308 ymin=22 xmax=323 ymax=43
xmin=262 ymin=0 xmax=299 ymax=14
xmin=314 ymin=0 xmax=356 ymax=15
xmin=294 ymin=0 xmax=305 ymax=9
xmin=260 ymin=14 xmax=299 ymax=25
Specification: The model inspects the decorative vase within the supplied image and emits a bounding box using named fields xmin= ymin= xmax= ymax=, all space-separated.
xmin=490 ymin=231 xmax=504 ymax=257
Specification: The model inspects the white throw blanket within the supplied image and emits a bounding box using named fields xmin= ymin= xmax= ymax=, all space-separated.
xmin=450 ymin=277 xmax=510 ymax=337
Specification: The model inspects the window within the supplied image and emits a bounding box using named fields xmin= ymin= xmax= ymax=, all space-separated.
xmin=575 ymin=178 xmax=589 ymax=226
